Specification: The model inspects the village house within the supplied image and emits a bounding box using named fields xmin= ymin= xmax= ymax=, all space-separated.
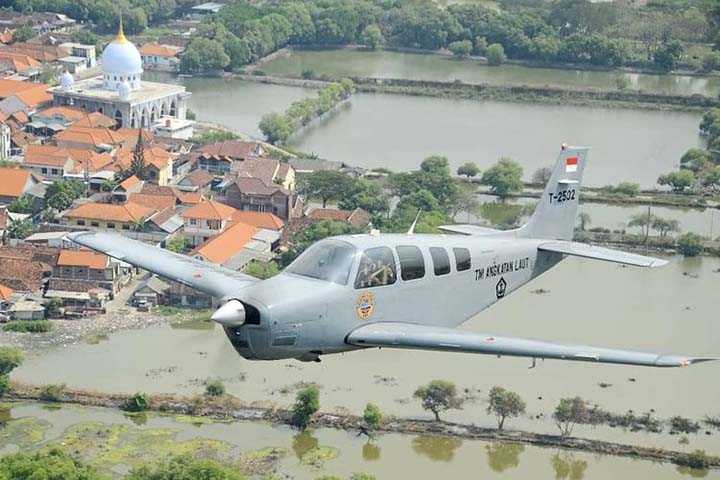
xmin=113 ymin=144 xmax=174 ymax=185
xmin=47 ymin=249 xmax=132 ymax=309
xmin=192 ymin=220 xmax=264 ymax=270
xmin=0 ymin=79 xmax=51 ymax=116
xmin=26 ymin=105 xmax=89 ymax=137
xmin=61 ymin=201 xmax=155 ymax=231
xmin=181 ymin=198 xmax=236 ymax=246
xmin=139 ymin=42 xmax=182 ymax=70
xmin=0 ymin=12 xmax=75 ymax=34
xmin=0 ymin=244 xmax=59 ymax=294
xmin=112 ymin=175 xmax=144 ymax=203
xmin=58 ymin=42 xmax=96 ymax=72
xmin=0 ymin=166 xmax=45 ymax=205
xmin=176 ymin=168 xmax=214 ymax=195
xmin=55 ymin=125 xmax=150 ymax=152
xmin=152 ymin=116 xmax=194 ymax=140
xmin=197 ymin=140 xmax=268 ymax=176
xmin=0 ymin=50 xmax=41 ymax=76
xmin=0 ymin=283 xmax=14 ymax=320
xmin=307 ymin=207 xmax=372 ymax=228
xmin=23 ymin=143 xmax=74 ymax=179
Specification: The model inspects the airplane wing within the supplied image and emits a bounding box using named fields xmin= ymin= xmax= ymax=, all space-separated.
xmin=346 ymin=322 xmax=716 ymax=368
xmin=439 ymin=224 xmax=503 ymax=236
xmin=68 ymin=231 xmax=257 ymax=298
xmin=538 ymin=241 xmax=668 ymax=268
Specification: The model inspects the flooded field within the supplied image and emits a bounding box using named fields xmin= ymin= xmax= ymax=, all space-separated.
xmin=0 ymin=402 xmax=716 ymax=479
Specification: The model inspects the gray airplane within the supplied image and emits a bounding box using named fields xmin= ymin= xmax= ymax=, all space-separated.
xmin=70 ymin=146 xmax=716 ymax=368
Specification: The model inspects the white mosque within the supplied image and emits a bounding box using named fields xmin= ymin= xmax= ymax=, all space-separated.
xmin=52 ymin=20 xmax=191 ymax=129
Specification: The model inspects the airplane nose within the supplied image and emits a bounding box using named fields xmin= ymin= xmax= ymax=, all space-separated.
xmin=211 ymin=299 xmax=246 ymax=327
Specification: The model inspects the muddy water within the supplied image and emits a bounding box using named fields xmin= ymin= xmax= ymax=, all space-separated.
xmin=261 ymin=49 xmax=720 ymax=96
xmin=14 ymin=256 xmax=720 ymax=455
xmin=0 ymin=403 xmax=716 ymax=479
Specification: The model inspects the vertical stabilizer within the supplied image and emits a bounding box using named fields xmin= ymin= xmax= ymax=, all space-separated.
xmin=519 ymin=146 xmax=589 ymax=240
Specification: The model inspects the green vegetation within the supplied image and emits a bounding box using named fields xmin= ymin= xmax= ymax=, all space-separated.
xmin=205 ymin=379 xmax=226 ymax=397
xmin=39 ymin=383 xmax=67 ymax=402
xmin=6 ymin=218 xmax=36 ymax=240
xmin=658 ymin=170 xmax=696 ymax=192
xmin=165 ymin=235 xmax=189 ymax=254
xmin=553 ymin=397 xmax=595 ymax=436
xmin=449 ymin=40 xmax=473 ymax=58
xmin=677 ymin=450 xmax=716 ymax=470
xmin=487 ymin=386 xmax=526 ymax=430
xmin=457 ymin=162 xmax=480 ymax=178
xmin=243 ymin=260 xmax=280 ymax=279
xmin=413 ymin=380 xmax=463 ymax=421
xmin=361 ymin=24 xmax=384 ymax=50
xmin=481 ymin=158 xmax=524 ymax=197
xmin=124 ymin=392 xmax=150 ymax=412
xmin=259 ymin=79 xmax=355 ymax=145
xmin=3 ymin=320 xmax=53 ymax=333
xmin=677 ymin=232 xmax=704 ymax=256
xmin=7 ymin=195 xmax=37 ymax=214
xmin=602 ymin=182 xmax=641 ymax=197
xmin=127 ymin=454 xmax=245 ymax=480
xmin=299 ymin=170 xmax=355 ymax=208
xmin=180 ymin=36 xmax=231 ymax=73
xmin=0 ymin=448 xmax=107 ymax=480
xmin=292 ymin=385 xmax=320 ymax=430
xmin=486 ymin=43 xmax=506 ymax=66
xmin=189 ymin=130 xmax=239 ymax=145
xmin=13 ymin=24 xmax=36 ymax=42
xmin=362 ymin=403 xmax=382 ymax=432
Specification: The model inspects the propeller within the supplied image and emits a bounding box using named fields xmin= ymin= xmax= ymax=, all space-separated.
xmin=211 ymin=299 xmax=246 ymax=327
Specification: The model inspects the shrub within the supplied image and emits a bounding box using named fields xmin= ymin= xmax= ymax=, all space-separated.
xmin=0 ymin=375 xmax=9 ymax=397
xmin=449 ymin=40 xmax=473 ymax=58
xmin=205 ymin=379 xmax=226 ymax=397
xmin=0 ymin=448 xmax=105 ymax=479
xmin=3 ymin=320 xmax=53 ymax=333
xmin=127 ymin=454 xmax=244 ymax=480
xmin=40 ymin=383 xmax=67 ymax=402
xmin=554 ymin=397 xmax=596 ymax=436
xmin=487 ymin=44 xmax=506 ymax=66
xmin=670 ymin=415 xmax=701 ymax=433
xmin=677 ymin=233 xmax=703 ymax=257
xmin=677 ymin=450 xmax=714 ymax=469
xmin=0 ymin=347 xmax=24 ymax=375
xmin=292 ymin=385 xmax=320 ymax=430
xmin=413 ymin=380 xmax=463 ymax=421
xmin=124 ymin=392 xmax=149 ymax=412
xmin=363 ymin=403 xmax=382 ymax=431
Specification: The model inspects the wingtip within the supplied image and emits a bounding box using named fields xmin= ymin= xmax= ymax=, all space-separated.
xmin=649 ymin=258 xmax=670 ymax=268
xmin=655 ymin=355 xmax=719 ymax=367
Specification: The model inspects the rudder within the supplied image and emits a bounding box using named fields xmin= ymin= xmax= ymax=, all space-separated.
xmin=519 ymin=145 xmax=589 ymax=240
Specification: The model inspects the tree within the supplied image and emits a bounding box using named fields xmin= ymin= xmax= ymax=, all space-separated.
xmin=486 ymin=43 xmax=506 ymax=66
xmin=45 ymin=179 xmax=85 ymax=211
xmin=100 ymin=179 xmax=118 ymax=192
xmin=531 ymin=167 xmax=552 ymax=186
xmin=339 ymin=179 xmax=389 ymax=215
xmin=474 ymin=36 xmax=488 ymax=56
xmin=292 ymin=384 xmax=319 ymax=430
xmin=204 ymin=378 xmax=225 ymax=396
xmin=553 ymin=397 xmax=594 ymax=436
xmin=651 ymin=217 xmax=680 ymax=237
xmin=658 ymin=170 xmax=695 ymax=193
xmin=8 ymin=194 xmax=36 ymax=214
xmin=7 ymin=218 xmax=35 ymax=239
xmin=654 ymin=40 xmax=683 ymax=72
xmin=363 ymin=403 xmax=382 ymax=432
xmin=481 ymin=158 xmax=523 ymax=197
xmin=679 ymin=148 xmax=712 ymax=173
xmin=165 ymin=235 xmax=188 ymax=254
xmin=127 ymin=454 xmax=244 ymax=480
xmin=131 ymin=128 xmax=147 ymax=180
xmin=243 ymin=260 xmax=280 ymax=279
xmin=487 ymin=386 xmax=526 ymax=430
xmin=259 ymin=112 xmax=293 ymax=144
xmin=449 ymin=40 xmax=473 ymax=58
xmin=703 ymin=165 xmax=720 ymax=191
xmin=0 ymin=346 xmax=23 ymax=397
xmin=299 ymin=171 xmax=354 ymax=208
xmin=361 ymin=24 xmax=383 ymax=50
xmin=0 ymin=449 xmax=106 ymax=480
xmin=628 ymin=212 xmax=655 ymax=238
xmin=457 ymin=162 xmax=480 ymax=178
xmin=13 ymin=24 xmax=35 ymax=42
xmin=179 ymin=37 xmax=229 ymax=73
xmin=677 ymin=233 xmax=703 ymax=257
xmin=413 ymin=380 xmax=463 ymax=421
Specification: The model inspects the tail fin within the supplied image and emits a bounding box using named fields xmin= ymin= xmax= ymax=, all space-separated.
xmin=519 ymin=145 xmax=589 ymax=241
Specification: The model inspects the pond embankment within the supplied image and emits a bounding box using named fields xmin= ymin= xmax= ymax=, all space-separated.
xmin=236 ymin=73 xmax=719 ymax=112
xmin=6 ymin=382 xmax=718 ymax=470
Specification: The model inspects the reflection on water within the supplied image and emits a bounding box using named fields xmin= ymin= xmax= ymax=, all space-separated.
xmin=292 ymin=430 xmax=319 ymax=460
xmin=486 ymin=442 xmax=525 ymax=473
xmin=125 ymin=412 xmax=148 ymax=426
xmin=362 ymin=441 xmax=381 ymax=461
xmin=552 ymin=452 xmax=589 ymax=480
xmin=411 ymin=435 xmax=463 ymax=462
xmin=677 ymin=465 xmax=710 ymax=478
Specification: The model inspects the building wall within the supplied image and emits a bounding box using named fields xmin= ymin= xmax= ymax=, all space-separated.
xmin=25 ymin=163 xmax=68 ymax=180
xmin=0 ymin=123 xmax=9 ymax=160
xmin=63 ymin=217 xmax=137 ymax=231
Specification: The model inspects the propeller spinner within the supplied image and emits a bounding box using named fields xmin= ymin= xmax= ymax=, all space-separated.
xmin=211 ymin=299 xmax=246 ymax=327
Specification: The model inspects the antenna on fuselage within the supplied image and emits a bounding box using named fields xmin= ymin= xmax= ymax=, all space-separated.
xmin=407 ymin=209 xmax=422 ymax=235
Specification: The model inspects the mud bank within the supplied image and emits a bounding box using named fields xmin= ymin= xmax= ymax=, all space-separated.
xmin=6 ymin=383 xmax=718 ymax=470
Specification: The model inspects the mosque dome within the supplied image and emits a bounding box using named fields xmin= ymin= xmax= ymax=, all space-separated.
xmin=60 ymin=71 xmax=74 ymax=90
xmin=102 ymin=21 xmax=142 ymax=76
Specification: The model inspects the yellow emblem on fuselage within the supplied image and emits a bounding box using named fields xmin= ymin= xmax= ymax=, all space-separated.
xmin=356 ymin=292 xmax=375 ymax=320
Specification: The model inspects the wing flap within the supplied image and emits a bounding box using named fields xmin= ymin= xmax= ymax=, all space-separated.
xmin=68 ymin=231 xmax=257 ymax=298
xmin=346 ymin=322 xmax=715 ymax=368
xmin=539 ymin=241 xmax=668 ymax=268
xmin=439 ymin=225 xmax=503 ymax=236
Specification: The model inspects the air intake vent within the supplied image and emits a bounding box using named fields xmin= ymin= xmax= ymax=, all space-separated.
xmin=243 ymin=302 xmax=261 ymax=325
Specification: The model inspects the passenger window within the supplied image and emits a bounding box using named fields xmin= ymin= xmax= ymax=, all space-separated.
xmin=429 ymin=247 xmax=451 ymax=276
xmin=355 ymin=247 xmax=397 ymax=289
xmin=396 ymin=245 xmax=424 ymax=281
xmin=453 ymin=247 xmax=471 ymax=272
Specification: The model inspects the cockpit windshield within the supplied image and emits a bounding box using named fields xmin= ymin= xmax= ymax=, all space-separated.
xmin=286 ymin=240 xmax=357 ymax=285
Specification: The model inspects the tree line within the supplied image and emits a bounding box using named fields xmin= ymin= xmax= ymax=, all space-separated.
xmin=173 ymin=0 xmax=720 ymax=74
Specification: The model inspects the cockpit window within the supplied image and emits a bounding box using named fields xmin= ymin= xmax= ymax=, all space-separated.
xmin=355 ymin=247 xmax=397 ymax=289
xmin=286 ymin=240 xmax=356 ymax=285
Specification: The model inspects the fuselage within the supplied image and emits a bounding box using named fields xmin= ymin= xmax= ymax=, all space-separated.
xmin=224 ymin=233 xmax=564 ymax=361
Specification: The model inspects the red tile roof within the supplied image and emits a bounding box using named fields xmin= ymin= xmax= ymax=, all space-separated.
xmin=139 ymin=42 xmax=181 ymax=58
xmin=0 ymin=283 xmax=12 ymax=301
xmin=193 ymin=221 xmax=259 ymax=264
xmin=64 ymin=202 xmax=155 ymax=223
xmin=57 ymin=249 xmax=109 ymax=269
xmin=24 ymin=144 xmax=72 ymax=167
xmin=231 ymin=210 xmax=284 ymax=231
xmin=182 ymin=198 xmax=236 ymax=221
xmin=0 ymin=79 xmax=44 ymax=99
xmin=0 ymin=167 xmax=35 ymax=199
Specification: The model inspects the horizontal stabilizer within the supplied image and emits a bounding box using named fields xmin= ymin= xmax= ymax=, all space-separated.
xmin=538 ymin=241 xmax=668 ymax=268
xmin=439 ymin=225 xmax=503 ymax=236
xmin=346 ymin=322 xmax=716 ymax=368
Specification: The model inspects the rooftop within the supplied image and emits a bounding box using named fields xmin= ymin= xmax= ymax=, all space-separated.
xmin=0 ymin=167 xmax=36 ymax=198
xmin=231 ymin=210 xmax=284 ymax=231
xmin=24 ymin=144 xmax=72 ymax=166
xmin=182 ymin=198 xmax=236 ymax=221
xmin=57 ymin=249 xmax=109 ymax=269
xmin=52 ymin=76 xmax=186 ymax=104
xmin=0 ymin=283 xmax=12 ymax=301
xmin=139 ymin=42 xmax=182 ymax=58
xmin=0 ymin=79 xmax=45 ymax=99
xmin=193 ymin=221 xmax=259 ymax=264
xmin=63 ymin=201 xmax=155 ymax=223
xmin=199 ymin=140 xmax=265 ymax=160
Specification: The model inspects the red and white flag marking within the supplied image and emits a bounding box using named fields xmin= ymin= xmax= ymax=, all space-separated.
xmin=565 ymin=156 xmax=579 ymax=173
